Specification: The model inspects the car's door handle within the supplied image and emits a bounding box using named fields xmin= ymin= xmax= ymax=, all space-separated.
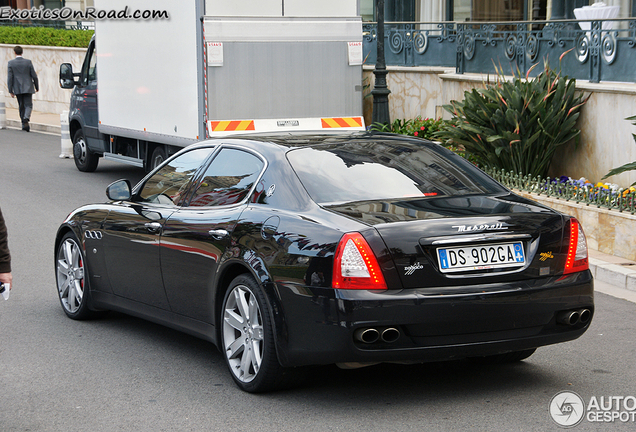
xmin=209 ymin=229 xmax=229 ymax=240
xmin=145 ymin=222 xmax=162 ymax=233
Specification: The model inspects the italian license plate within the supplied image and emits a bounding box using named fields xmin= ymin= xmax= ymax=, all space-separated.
xmin=437 ymin=242 xmax=525 ymax=273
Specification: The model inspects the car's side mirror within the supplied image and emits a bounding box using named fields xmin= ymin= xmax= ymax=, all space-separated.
xmin=106 ymin=179 xmax=132 ymax=201
xmin=59 ymin=63 xmax=77 ymax=89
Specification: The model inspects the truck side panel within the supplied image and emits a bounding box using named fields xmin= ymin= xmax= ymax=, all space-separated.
xmin=94 ymin=0 xmax=205 ymax=142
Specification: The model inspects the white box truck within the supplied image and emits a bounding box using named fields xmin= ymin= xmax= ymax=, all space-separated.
xmin=59 ymin=0 xmax=364 ymax=172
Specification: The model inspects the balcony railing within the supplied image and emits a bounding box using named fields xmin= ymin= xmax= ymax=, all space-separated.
xmin=363 ymin=18 xmax=636 ymax=83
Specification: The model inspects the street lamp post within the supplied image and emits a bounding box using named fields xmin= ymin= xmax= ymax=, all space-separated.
xmin=371 ymin=0 xmax=390 ymax=126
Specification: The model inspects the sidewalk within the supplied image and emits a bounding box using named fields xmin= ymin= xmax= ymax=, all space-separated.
xmin=4 ymin=106 xmax=61 ymax=135
xmin=3 ymin=107 xmax=636 ymax=301
xmin=589 ymin=249 xmax=636 ymax=302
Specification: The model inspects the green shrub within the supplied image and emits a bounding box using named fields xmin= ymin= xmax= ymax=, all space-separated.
xmin=410 ymin=116 xmax=446 ymax=140
xmin=436 ymin=58 xmax=589 ymax=177
xmin=603 ymin=115 xmax=636 ymax=186
xmin=0 ymin=26 xmax=93 ymax=48
xmin=371 ymin=116 xmax=446 ymax=140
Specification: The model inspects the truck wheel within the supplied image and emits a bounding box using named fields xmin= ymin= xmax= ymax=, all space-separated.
xmin=73 ymin=129 xmax=99 ymax=172
xmin=150 ymin=147 xmax=167 ymax=171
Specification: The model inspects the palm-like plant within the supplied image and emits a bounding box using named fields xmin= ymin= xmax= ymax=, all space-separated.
xmin=436 ymin=57 xmax=589 ymax=177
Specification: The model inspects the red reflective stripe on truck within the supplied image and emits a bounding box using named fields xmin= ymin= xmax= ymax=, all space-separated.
xmin=321 ymin=117 xmax=363 ymax=128
xmin=209 ymin=120 xmax=255 ymax=132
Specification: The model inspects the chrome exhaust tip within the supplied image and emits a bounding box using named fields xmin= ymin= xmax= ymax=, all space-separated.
xmin=579 ymin=308 xmax=591 ymax=324
xmin=381 ymin=327 xmax=400 ymax=343
xmin=354 ymin=328 xmax=380 ymax=344
xmin=557 ymin=310 xmax=580 ymax=326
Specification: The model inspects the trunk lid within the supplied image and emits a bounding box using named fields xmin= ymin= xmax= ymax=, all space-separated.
xmin=327 ymin=193 xmax=568 ymax=289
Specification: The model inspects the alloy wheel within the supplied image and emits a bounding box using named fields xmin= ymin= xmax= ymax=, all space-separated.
xmin=222 ymin=284 xmax=264 ymax=383
xmin=56 ymin=237 xmax=85 ymax=314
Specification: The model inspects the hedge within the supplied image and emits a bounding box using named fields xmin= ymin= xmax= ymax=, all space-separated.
xmin=0 ymin=26 xmax=93 ymax=48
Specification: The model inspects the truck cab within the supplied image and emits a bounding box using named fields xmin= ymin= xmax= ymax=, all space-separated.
xmin=60 ymin=36 xmax=174 ymax=173
xmin=60 ymin=37 xmax=101 ymax=172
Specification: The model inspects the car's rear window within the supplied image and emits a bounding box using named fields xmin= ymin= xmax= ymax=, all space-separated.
xmin=286 ymin=140 xmax=505 ymax=204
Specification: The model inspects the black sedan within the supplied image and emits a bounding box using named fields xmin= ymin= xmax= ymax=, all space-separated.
xmin=54 ymin=132 xmax=594 ymax=392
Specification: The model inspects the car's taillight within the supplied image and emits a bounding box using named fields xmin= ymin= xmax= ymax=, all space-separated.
xmin=564 ymin=218 xmax=589 ymax=275
xmin=333 ymin=232 xmax=387 ymax=290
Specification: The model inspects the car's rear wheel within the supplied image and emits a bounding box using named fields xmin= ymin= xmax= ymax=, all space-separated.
xmin=55 ymin=232 xmax=97 ymax=320
xmin=221 ymin=274 xmax=299 ymax=392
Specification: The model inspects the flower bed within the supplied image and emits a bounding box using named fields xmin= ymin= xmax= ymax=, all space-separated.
xmin=486 ymin=169 xmax=636 ymax=261
xmin=486 ymin=169 xmax=636 ymax=215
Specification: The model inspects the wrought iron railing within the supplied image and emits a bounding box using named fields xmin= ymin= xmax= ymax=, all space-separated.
xmin=363 ymin=18 xmax=636 ymax=83
xmin=485 ymin=168 xmax=636 ymax=214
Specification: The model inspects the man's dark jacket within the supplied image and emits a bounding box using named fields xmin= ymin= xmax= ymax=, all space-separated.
xmin=7 ymin=56 xmax=39 ymax=95
xmin=0 ymin=208 xmax=11 ymax=273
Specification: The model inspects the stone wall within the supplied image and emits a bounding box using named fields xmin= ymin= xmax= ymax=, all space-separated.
xmin=363 ymin=66 xmax=636 ymax=188
xmin=1 ymin=44 xmax=85 ymax=114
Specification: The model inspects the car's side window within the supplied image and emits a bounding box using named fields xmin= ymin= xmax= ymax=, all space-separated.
xmin=138 ymin=148 xmax=214 ymax=206
xmin=188 ymin=148 xmax=264 ymax=207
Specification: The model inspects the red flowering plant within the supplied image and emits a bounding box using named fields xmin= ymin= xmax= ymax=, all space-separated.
xmin=370 ymin=116 xmax=445 ymax=140
xmin=408 ymin=116 xmax=445 ymax=140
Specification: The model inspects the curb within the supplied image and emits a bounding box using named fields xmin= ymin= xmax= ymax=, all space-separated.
xmin=589 ymin=257 xmax=636 ymax=292
xmin=6 ymin=118 xmax=61 ymax=135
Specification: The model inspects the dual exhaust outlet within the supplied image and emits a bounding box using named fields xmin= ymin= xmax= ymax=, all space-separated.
xmin=557 ymin=308 xmax=592 ymax=326
xmin=354 ymin=309 xmax=591 ymax=344
xmin=354 ymin=327 xmax=400 ymax=344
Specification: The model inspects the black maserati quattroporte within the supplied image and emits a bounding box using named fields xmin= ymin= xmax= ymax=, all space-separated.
xmin=54 ymin=132 xmax=593 ymax=392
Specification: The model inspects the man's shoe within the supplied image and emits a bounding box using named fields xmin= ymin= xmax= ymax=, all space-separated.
xmin=22 ymin=120 xmax=30 ymax=132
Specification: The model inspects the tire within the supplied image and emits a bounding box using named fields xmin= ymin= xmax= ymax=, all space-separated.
xmin=73 ymin=129 xmax=99 ymax=172
xmin=221 ymin=274 xmax=301 ymax=393
xmin=55 ymin=232 xmax=98 ymax=320
xmin=469 ymin=348 xmax=537 ymax=364
xmin=149 ymin=146 xmax=167 ymax=172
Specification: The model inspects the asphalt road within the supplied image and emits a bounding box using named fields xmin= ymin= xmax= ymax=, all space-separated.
xmin=1 ymin=129 xmax=635 ymax=431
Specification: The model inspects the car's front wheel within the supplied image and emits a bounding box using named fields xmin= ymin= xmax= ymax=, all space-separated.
xmin=221 ymin=275 xmax=299 ymax=392
xmin=55 ymin=232 xmax=98 ymax=320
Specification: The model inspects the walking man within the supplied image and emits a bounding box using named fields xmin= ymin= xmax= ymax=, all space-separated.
xmin=7 ymin=45 xmax=39 ymax=132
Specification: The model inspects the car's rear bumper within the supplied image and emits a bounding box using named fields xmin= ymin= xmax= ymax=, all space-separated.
xmin=271 ymin=270 xmax=594 ymax=367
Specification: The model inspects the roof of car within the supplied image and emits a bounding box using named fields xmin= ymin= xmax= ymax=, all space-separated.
xmin=188 ymin=131 xmax=438 ymax=153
